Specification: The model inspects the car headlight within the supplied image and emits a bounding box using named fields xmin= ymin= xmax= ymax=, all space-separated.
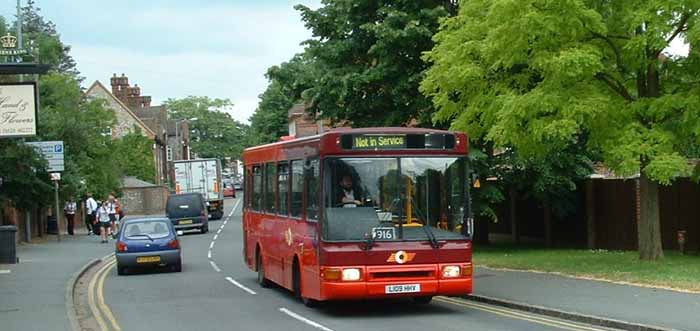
xmin=442 ymin=265 xmax=461 ymax=278
xmin=342 ymin=268 xmax=361 ymax=281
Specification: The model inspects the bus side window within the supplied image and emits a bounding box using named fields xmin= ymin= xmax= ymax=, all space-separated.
xmin=278 ymin=162 xmax=289 ymax=216
xmin=264 ymin=163 xmax=277 ymax=214
xmin=290 ymin=160 xmax=304 ymax=218
xmin=306 ymin=158 xmax=320 ymax=221
xmin=252 ymin=165 xmax=262 ymax=211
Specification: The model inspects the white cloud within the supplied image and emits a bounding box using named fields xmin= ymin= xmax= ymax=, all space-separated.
xmin=68 ymin=1 xmax=321 ymax=125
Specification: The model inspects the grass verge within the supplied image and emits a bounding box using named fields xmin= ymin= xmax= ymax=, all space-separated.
xmin=473 ymin=244 xmax=700 ymax=292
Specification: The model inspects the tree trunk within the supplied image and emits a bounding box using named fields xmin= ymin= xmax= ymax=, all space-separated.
xmin=585 ymin=180 xmax=596 ymax=249
xmin=544 ymin=206 xmax=552 ymax=248
xmin=638 ymin=173 xmax=664 ymax=260
xmin=509 ymin=189 xmax=519 ymax=244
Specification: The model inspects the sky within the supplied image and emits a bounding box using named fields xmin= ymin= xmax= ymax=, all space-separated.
xmin=1 ymin=0 xmax=321 ymax=124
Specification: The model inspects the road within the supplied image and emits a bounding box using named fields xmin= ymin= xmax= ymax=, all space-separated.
xmin=99 ymin=196 xmax=617 ymax=331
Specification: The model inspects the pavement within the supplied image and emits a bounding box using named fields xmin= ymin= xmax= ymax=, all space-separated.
xmin=0 ymin=229 xmax=113 ymax=331
xmin=472 ymin=267 xmax=700 ymax=331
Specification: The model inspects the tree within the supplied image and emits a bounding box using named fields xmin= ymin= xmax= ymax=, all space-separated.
xmin=295 ymin=0 xmax=457 ymax=127
xmin=248 ymin=54 xmax=319 ymax=145
xmin=20 ymin=0 xmax=80 ymax=78
xmin=113 ymin=127 xmax=156 ymax=183
xmin=164 ymin=96 xmax=248 ymax=160
xmin=36 ymin=73 xmax=119 ymax=200
xmin=0 ymin=140 xmax=52 ymax=211
xmin=422 ymin=0 xmax=700 ymax=259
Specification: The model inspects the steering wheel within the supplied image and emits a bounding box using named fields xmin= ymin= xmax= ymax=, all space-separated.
xmin=336 ymin=201 xmax=360 ymax=207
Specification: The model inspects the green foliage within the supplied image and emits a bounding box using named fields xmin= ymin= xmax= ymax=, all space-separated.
xmin=19 ymin=0 xmax=80 ymax=78
xmin=35 ymin=73 xmax=118 ymax=200
xmin=422 ymin=0 xmax=700 ymax=185
xmin=0 ymin=140 xmax=52 ymax=210
xmin=295 ymin=0 xmax=456 ymax=127
xmin=112 ymin=127 xmax=156 ymax=183
xmin=248 ymin=54 xmax=319 ymax=146
xmin=164 ymin=96 xmax=248 ymax=160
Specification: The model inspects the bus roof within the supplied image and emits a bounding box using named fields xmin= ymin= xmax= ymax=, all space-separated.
xmin=244 ymin=127 xmax=463 ymax=153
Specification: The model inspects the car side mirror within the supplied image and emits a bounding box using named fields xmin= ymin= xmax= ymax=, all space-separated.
xmin=177 ymin=230 xmax=184 ymax=236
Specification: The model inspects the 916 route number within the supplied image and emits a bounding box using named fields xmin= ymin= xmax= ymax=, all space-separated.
xmin=372 ymin=227 xmax=395 ymax=240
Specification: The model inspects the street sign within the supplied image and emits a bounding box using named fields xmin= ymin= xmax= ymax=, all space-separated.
xmin=26 ymin=141 xmax=64 ymax=172
xmin=50 ymin=172 xmax=61 ymax=181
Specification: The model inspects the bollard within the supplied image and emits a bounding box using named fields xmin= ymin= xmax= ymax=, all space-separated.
xmin=677 ymin=230 xmax=687 ymax=255
xmin=0 ymin=225 xmax=18 ymax=264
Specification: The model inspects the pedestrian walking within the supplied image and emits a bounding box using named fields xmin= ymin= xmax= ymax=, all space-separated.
xmin=107 ymin=193 xmax=118 ymax=239
xmin=85 ymin=193 xmax=98 ymax=235
xmin=63 ymin=197 xmax=77 ymax=236
xmin=97 ymin=201 xmax=111 ymax=243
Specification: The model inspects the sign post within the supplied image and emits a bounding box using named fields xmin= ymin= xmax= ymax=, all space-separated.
xmin=52 ymin=173 xmax=61 ymax=242
xmin=27 ymin=142 xmax=65 ymax=241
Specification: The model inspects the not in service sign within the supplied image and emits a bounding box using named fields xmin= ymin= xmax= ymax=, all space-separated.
xmin=0 ymin=83 xmax=38 ymax=138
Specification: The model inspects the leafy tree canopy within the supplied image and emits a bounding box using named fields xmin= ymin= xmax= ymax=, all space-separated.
xmin=112 ymin=127 xmax=156 ymax=184
xmin=248 ymin=54 xmax=318 ymax=146
xmin=296 ymin=0 xmax=457 ymax=127
xmin=164 ymin=96 xmax=248 ymax=160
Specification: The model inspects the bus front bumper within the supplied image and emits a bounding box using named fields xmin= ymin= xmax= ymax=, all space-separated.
xmin=318 ymin=264 xmax=472 ymax=300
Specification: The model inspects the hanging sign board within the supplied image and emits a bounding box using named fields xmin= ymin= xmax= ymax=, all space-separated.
xmin=0 ymin=82 xmax=38 ymax=138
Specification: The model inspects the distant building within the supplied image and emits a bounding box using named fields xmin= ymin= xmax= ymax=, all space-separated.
xmin=108 ymin=73 xmax=191 ymax=186
xmin=287 ymin=103 xmax=336 ymax=138
xmin=85 ymin=81 xmax=156 ymax=139
xmin=85 ymin=80 xmax=165 ymax=184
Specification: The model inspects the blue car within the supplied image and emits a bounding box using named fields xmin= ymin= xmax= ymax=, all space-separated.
xmin=115 ymin=217 xmax=183 ymax=275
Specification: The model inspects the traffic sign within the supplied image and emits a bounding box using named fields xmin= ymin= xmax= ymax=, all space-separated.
xmin=26 ymin=141 xmax=64 ymax=172
xmin=50 ymin=172 xmax=61 ymax=181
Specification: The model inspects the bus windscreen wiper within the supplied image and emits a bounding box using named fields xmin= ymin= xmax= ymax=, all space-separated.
xmin=410 ymin=197 xmax=439 ymax=249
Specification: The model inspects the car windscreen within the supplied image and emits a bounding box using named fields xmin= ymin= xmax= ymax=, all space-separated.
xmin=124 ymin=220 xmax=171 ymax=240
xmin=166 ymin=195 xmax=203 ymax=218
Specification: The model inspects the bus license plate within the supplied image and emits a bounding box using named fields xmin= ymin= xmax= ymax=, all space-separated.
xmin=385 ymin=284 xmax=420 ymax=294
xmin=372 ymin=227 xmax=396 ymax=240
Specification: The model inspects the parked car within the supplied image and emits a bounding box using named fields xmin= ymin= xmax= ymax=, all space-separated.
xmin=166 ymin=193 xmax=209 ymax=233
xmin=223 ymin=182 xmax=236 ymax=198
xmin=233 ymin=181 xmax=242 ymax=190
xmin=115 ymin=217 xmax=182 ymax=275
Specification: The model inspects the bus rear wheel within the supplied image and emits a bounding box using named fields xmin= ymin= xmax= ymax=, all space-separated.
xmin=256 ymin=251 xmax=271 ymax=288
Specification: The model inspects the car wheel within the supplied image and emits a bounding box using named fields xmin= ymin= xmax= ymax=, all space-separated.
xmin=117 ymin=265 xmax=127 ymax=276
xmin=256 ymin=252 xmax=271 ymax=288
xmin=201 ymin=225 xmax=209 ymax=234
xmin=413 ymin=296 xmax=433 ymax=304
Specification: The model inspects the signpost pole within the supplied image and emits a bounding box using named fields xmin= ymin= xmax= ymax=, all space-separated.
xmin=54 ymin=179 xmax=60 ymax=242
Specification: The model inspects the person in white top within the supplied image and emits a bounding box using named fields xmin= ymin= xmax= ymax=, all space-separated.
xmin=85 ymin=193 xmax=98 ymax=235
xmin=107 ymin=193 xmax=118 ymax=238
xmin=97 ymin=202 xmax=111 ymax=243
xmin=63 ymin=197 xmax=77 ymax=235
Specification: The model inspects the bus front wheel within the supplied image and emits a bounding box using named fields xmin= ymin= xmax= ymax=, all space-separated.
xmin=293 ymin=261 xmax=318 ymax=308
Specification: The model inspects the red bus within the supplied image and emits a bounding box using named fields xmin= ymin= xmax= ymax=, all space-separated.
xmin=242 ymin=127 xmax=473 ymax=306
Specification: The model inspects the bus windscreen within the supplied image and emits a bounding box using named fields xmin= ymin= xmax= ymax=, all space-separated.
xmin=324 ymin=157 xmax=469 ymax=242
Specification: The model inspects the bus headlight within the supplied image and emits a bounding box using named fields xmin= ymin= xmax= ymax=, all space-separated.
xmin=342 ymin=268 xmax=361 ymax=281
xmin=442 ymin=265 xmax=461 ymax=278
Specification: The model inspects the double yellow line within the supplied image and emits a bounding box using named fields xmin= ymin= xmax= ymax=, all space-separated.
xmin=87 ymin=255 xmax=122 ymax=331
xmin=436 ymin=297 xmax=606 ymax=331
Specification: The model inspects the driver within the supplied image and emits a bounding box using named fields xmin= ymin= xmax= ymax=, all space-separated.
xmin=337 ymin=174 xmax=363 ymax=207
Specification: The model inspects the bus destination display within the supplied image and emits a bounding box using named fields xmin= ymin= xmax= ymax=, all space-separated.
xmin=353 ymin=135 xmax=406 ymax=150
